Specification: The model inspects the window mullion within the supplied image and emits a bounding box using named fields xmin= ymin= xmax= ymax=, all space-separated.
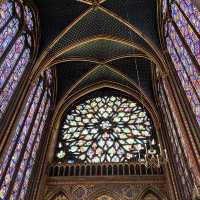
xmin=175 ymin=1 xmax=200 ymax=39
xmin=0 ymin=79 xmax=40 ymax=185
xmin=0 ymin=15 xmax=13 ymax=34
xmin=1 ymin=44 xmax=27 ymax=91
xmin=167 ymin=34 xmax=200 ymax=102
xmin=4 ymin=84 xmax=45 ymax=199
xmin=0 ymin=18 xmax=23 ymax=68
xmin=159 ymin=89 xmax=189 ymax=197
xmin=159 ymin=83 xmax=192 ymax=196
xmin=10 ymin=92 xmax=49 ymax=200
xmin=171 ymin=20 xmax=200 ymax=70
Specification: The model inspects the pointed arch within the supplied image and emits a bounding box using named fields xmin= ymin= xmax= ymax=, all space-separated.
xmin=87 ymin=188 xmax=121 ymax=200
xmin=30 ymin=3 xmax=168 ymax=83
xmin=50 ymin=192 xmax=69 ymax=200
xmin=47 ymin=73 xmax=161 ymax=163
xmin=136 ymin=186 xmax=167 ymax=200
xmin=0 ymin=0 xmax=39 ymax=120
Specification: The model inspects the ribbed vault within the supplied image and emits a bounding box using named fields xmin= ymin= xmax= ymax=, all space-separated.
xmin=33 ymin=0 xmax=160 ymax=107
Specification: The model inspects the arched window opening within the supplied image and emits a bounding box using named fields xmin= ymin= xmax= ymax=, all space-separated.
xmin=162 ymin=0 xmax=200 ymax=125
xmin=0 ymin=0 xmax=37 ymax=120
xmin=55 ymin=90 xmax=159 ymax=165
xmin=0 ymin=69 xmax=53 ymax=200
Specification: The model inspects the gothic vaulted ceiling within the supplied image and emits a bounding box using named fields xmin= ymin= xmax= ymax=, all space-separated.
xmin=34 ymin=0 xmax=159 ymax=103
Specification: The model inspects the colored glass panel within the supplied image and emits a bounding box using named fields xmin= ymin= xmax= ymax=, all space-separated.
xmin=166 ymin=22 xmax=200 ymax=124
xmin=10 ymin=92 xmax=48 ymax=199
xmin=163 ymin=0 xmax=168 ymax=15
xmin=171 ymin=3 xmax=200 ymax=64
xmin=0 ymin=48 xmax=30 ymax=118
xmin=0 ymin=81 xmax=43 ymax=199
xmin=19 ymin=100 xmax=51 ymax=200
xmin=0 ymin=18 xmax=19 ymax=57
xmin=176 ymin=0 xmax=200 ymax=32
xmin=15 ymin=2 xmax=21 ymax=18
xmin=57 ymin=96 xmax=158 ymax=163
xmin=24 ymin=6 xmax=33 ymax=31
xmin=0 ymin=1 xmax=13 ymax=29
xmin=46 ymin=69 xmax=53 ymax=85
xmin=0 ymin=83 xmax=37 ymax=179
xmin=0 ymin=35 xmax=25 ymax=88
xmin=0 ymin=0 xmax=35 ymax=120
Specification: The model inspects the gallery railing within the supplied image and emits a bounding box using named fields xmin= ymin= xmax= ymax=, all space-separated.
xmin=48 ymin=161 xmax=165 ymax=177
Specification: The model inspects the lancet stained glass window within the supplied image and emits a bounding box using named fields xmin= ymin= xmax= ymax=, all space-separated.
xmin=57 ymin=95 xmax=158 ymax=163
xmin=0 ymin=0 xmax=36 ymax=119
xmin=0 ymin=70 xmax=53 ymax=200
xmin=158 ymin=80 xmax=192 ymax=199
xmin=163 ymin=0 xmax=200 ymax=125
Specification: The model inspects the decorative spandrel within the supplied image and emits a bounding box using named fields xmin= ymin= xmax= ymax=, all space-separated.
xmin=56 ymin=95 xmax=158 ymax=164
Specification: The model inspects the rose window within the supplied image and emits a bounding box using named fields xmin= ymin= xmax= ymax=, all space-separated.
xmin=56 ymin=95 xmax=158 ymax=163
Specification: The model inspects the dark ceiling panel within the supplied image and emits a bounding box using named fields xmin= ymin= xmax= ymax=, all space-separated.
xmin=59 ymin=39 xmax=138 ymax=62
xmin=46 ymin=7 xmax=150 ymax=60
xmin=110 ymin=57 xmax=155 ymax=101
xmin=56 ymin=61 xmax=95 ymax=101
xmin=70 ymin=65 xmax=135 ymax=94
xmin=35 ymin=0 xmax=157 ymax=103
xmin=102 ymin=0 xmax=160 ymax=47
xmin=34 ymin=0 xmax=89 ymax=51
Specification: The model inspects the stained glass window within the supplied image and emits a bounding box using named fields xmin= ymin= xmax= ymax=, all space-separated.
xmin=0 ymin=1 xmax=13 ymax=29
xmin=158 ymin=80 xmax=192 ymax=199
xmin=57 ymin=95 xmax=158 ymax=163
xmin=163 ymin=0 xmax=200 ymax=126
xmin=162 ymin=0 xmax=168 ymax=15
xmin=0 ymin=0 xmax=35 ymax=120
xmin=171 ymin=3 xmax=200 ymax=63
xmin=176 ymin=0 xmax=200 ymax=32
xmin=24 ymin=6 xmax=33 ymax=31
xmin=0 ymin=70 xmax=53 ymax=200
xmin=0 ymin=18 xmax=19 ymax=57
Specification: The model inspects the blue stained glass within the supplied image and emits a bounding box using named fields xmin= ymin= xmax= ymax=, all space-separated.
xmin=19 ymin=100 xmax=51 ymax=200
xmin=0 ymin=0 xmax=35 ymax=120
xmin=166 ymin=22 xmax=200 ymax=125
xmin=171 ymin=3 xmax=200 ymax=64
xmin=0 ymin=35 xmax=25 ymax=88
xmin=0 ymin=48 xmax=30 ymax=118
xmin=0 ymin=18 xmax=19 ymax=57
xmin=24 ymin=6 xmax=33 ymax=31
xmin=0 ymin=1 xmax=13 ymax=29
xmin=0 ymin=81 xmax=43 ymax=198
xmin=0 ymin=83 xmax=37 ymax=180
xmin=10 ymin=92 xmax=48 ymax=199
xmin=176 ymin=0 xmax=200 ymax=32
